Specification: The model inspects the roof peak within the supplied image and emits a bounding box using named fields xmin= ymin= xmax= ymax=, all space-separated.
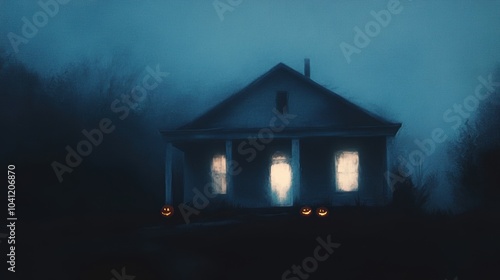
xmin=176 ymin=61 xmax=400 ymax=131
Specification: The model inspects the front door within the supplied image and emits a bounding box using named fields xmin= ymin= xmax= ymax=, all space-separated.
xmin=269 ymin=152 xmax=293 ymax=206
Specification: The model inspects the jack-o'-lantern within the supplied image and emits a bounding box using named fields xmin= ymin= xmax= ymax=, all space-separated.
xmin=316 ymin=207 xmax=329 ymax=217
xmin=161 ymin=205 xmax=174 ymax=217
xmin=300 ymin=206 xmax=312 ymax=217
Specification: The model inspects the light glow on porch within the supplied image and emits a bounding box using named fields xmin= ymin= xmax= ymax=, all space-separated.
xmin=211 ymin=154 xmax=227 ymax=194
xmin=335 ymin=151 xmax=359 ymax=192
xmin=270 ymin=153 xmax=293 ymax=206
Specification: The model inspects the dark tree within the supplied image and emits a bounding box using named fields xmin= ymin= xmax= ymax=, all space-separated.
xmin=390 ymin=161 xmax=437 ymax=215
xmin=449 ymin=66 xmax=500 ymax=212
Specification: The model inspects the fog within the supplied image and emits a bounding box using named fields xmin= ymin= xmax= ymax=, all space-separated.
xmin=2 ymin=0 xmax=500 ymax=210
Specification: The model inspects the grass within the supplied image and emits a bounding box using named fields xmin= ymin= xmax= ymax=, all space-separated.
xmin=19 ymin=205 xmax=500 ymax=280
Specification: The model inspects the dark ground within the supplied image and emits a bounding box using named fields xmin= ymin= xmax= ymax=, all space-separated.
xmin=13 ymin=207 xmax=500 ymax=280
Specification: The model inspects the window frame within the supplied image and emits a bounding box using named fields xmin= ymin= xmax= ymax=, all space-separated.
xmin=333 ymin=150 xmax=360 ymax=193
xmin=211 ymin=154 xmax=227 ymax=195
xmin=269 ymin=151 xmax=293 ymax=206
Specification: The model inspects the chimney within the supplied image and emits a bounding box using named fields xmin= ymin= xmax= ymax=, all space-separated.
xmin=304 ymin=58 xmax=310 ymax=78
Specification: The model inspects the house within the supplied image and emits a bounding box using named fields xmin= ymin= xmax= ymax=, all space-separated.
xmin=160 ymin=59 xmax=401 ymax=208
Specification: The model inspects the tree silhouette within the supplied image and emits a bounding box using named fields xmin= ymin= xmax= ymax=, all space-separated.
xmin=449 ymin=66 xmax=500 ymax=212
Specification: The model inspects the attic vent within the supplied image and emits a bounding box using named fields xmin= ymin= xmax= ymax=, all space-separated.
xmin=304 ymin=58 xmax=310 ymax=78
xmin=276 ymin=91 xmax=288 ymax=114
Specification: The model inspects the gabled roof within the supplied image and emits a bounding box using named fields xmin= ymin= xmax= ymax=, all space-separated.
xmin=162 ymin=62 xmax=401 ymax=141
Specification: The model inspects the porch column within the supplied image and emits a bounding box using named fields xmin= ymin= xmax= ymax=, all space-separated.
xmin=225 ymin=140 xmax=233 ymax=200
xmin=292 ymin=139 xmax=301 ymax=205
xmin=165 ymin=142 xmax=173 ymax=204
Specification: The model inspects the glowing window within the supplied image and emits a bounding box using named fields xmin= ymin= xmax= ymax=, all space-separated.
xmin=211 ymin=154 xmax=226 ymax=194
xmin=335 ymin=151 xmax=359 ymax=192
xmin=270 ymin=153 xmax=293 ymax=206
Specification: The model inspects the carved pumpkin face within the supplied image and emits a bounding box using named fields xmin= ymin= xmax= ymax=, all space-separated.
xmin=316 ymin=207 xmax=329 ymax=217
xmin=300 ymin=206 xmax=312 ymax=217
xmin=161 ymin=205 xmax=174 ymax=217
